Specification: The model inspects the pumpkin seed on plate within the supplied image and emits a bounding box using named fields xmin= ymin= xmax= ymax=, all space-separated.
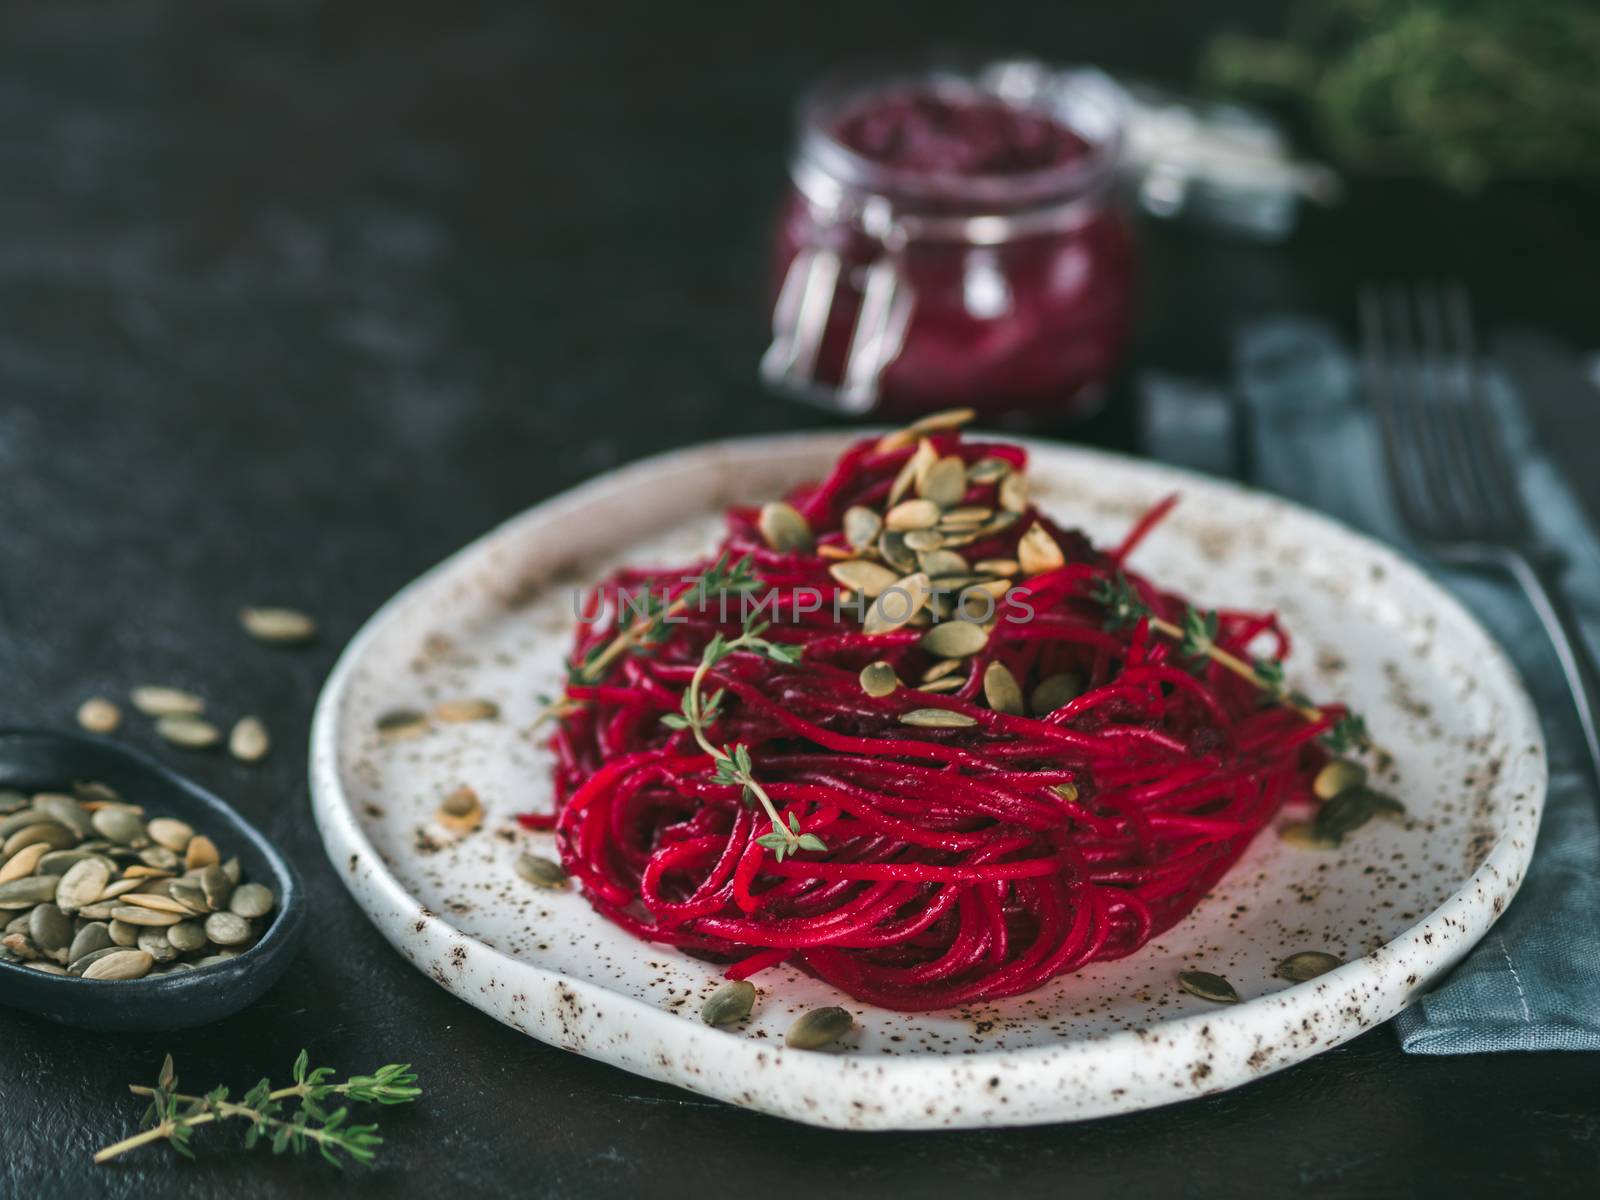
xmin=829 ymin=560 xmax=900 ymax=598
xmin=55 ymin=857 xmax=112 ymax=912
xmin=785 ymin=1005 xmax=854 ymax=1049
xmin=137 ymin=927 xmax=179 ymax=963
xmin=0 ymin=875 xmax=62 ymax=908
xmin=139 ymin=845 xmax=181 ymax=872
xmin=108 ymin=919 xmax=140 ymax=945
xmin=167 ymin=920 xmax=207 ymax=953
xmin=998 ymin=471 xmax=1028 ymax=513
xmin=899 ymin=708 xmax=978 ymax=729
xmin=974 ymin=558 xmax=1020 ymax=577
xmin=919 ymin=456 xmax=968 ymax=508
xmin=887 ymin=438 xmax=937 ymax=506
xmin=902 ymin=530 xmax=944 ymax=553
xmin=885 ymin=499 xmax=940 ymax=532
xmin=130 ymin=686 xmax=205 ymax=717
xmin=919 ymin=549 xmax=970 ymax=579
xmin=983 ymin=662 xmax=1026 ymax=716
xmin=76 ymin=697 xmax=122 ymax=734
xmin=33 ymin=793 xmax=90 ymax=837
xmin=1313 ymin=759 xmax=1367 ymax=800
xmin=920 ymin=620 xmax=988 ymax=659
xmin=700 ymin=980 xmax=757 ymax=1027
xmin=843 ymin=506 xmax=882 ymax=551
xmin=121 ymin=892 xmax=195 ymax=916
xmin=514 ymin=854 xmax=569 ymax=890
xmin=239 ymin=606 xmax=318 ymax=644
xmin=757 ymin=501 xmax=813 ymax=553
xmin=1030 ymin=673 xmax=1085 ymax=716
xmin=863 ymin=572 xmax=931 ymax=636
xmin=1017 ymin=524 xmax=1065 ymax=576
xmin=436 ymin=787 xmax=484 ymax=834
xmin=110 ymin=905 xmax=181 ymax=928
xmin=1177 ymin=969 xmax=1240 ymax=1004
xmin=967 ymin=457 xmax=1011 ymax=484
xmin=376 ymin=708 xmax=430 ymax=738
xmin=90 ymin=806 xmax=145 ymax=845
xmin=199 ymin=864 xmax=233 ymax=910
xmin=68 ymin=945 xmax=126 ymax=975
xmin=877 ymin=531 xmax=916 ymax=574
xmin=858 ymin=662 xmax=899 ymax=698
xmin=68 ymin=922 xmax=114 ymax=961
xmin=27 ymin=903 xmax=71 ymax=952
xmin=146 ymin=818 xmax=194 ymax=852
xmin=921 ymin=658 xmax=963 ymax=684
xmin=434 ymin=698 xmax=500 ymax=724
xmin=3 ymin=824 xmax=75 ymax=858
xmin=229 ymin=716 xmax=271 ymax=762
xmin=82 ymin=949 xmax=154 ymax=980
xmin=917 ymin=675 xmax=965 ymax=694
xmin=228 ymin=883 xmax=274 ymax=919
xmin=156 ymin=715 xmax=221 ymax=749
xmin=1276 ymin=951 xmax=1343 ymax=982
xmin=1315 ymin=790 xmax=1379 ymax=840
xmin=74 ymin=780 xmax=123 ymax=807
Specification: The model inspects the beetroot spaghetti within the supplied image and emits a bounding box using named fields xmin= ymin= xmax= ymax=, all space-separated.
xmin=527 ymin=411 xmax=1369 ymax=1012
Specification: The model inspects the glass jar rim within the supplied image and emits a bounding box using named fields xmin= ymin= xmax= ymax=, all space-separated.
xmin=792 ymin=57 xmax=1127 ymax=218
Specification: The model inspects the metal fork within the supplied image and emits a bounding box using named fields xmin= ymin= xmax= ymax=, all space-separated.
xmin=1361 ymin=283 xmax=1600 ymax=783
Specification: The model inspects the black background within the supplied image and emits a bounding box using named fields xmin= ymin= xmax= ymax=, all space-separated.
xmin=2 ymin=2 xmax=1597 ymax=1197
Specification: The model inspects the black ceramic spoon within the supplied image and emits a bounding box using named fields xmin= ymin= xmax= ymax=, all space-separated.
xmin=0 ymin=729 xmax=306 ymax=1030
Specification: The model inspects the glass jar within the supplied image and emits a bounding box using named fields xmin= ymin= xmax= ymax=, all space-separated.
xmin=762 ymin=60 xmax=1138 ymax=420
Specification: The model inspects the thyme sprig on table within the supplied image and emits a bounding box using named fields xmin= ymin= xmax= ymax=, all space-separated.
xmin=94 ymin=1051 xmax=420 ymax=1167
xmin=662 ymin=613 xmax=824 ymax=862
xmin=1090 ymin=571 xmax=1371 ymax=753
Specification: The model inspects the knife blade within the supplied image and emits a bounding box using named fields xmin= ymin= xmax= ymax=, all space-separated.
xmin=1494 ymin=329 xmax=1600 ymax=531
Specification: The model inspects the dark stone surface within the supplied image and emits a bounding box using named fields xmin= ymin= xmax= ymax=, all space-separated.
xmin=0 ymin=2 xmax=1597 ymax=1196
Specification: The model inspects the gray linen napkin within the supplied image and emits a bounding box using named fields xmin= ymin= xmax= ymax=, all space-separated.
xmin=1142 ymin=318 xmax=1600 ymax=1052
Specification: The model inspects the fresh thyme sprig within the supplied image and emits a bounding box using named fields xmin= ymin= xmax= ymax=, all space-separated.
xmin=661 ymin=614 xmax=824 ymax=862
xmin=1089 ymin=571 xmax=1370 ymax=752
xmin=94 ymin=1051 xmax=421 ymax=1167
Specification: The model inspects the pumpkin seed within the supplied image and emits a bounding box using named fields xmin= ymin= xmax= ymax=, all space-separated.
xmin=434 ymin=698 xmax=500 ymax=724
xmin=36 ymin=849 xmax=99 ymax=876
xmin=0 ymin=875 xmax=62 ymax=908
xmin=122 ymin=892 xmax=196 ymax=916
xmin=919 ymin=456 xmax=969 ymax=508
xmin=228 ymin=883 xmax=274 ymax=918
xmin=146 ymin=818 xmax=194 ymax=853
xmin=785 ymin=1005 xmax=854 ymax=1049
xmin=229 ymin=716 xmax=271 ymax=763
xmin=514 ymin=854 xmax=569 ymax=890
xmin=1017 ymin=524 xmax=1065 ymax=575
xmin=859 ymin=662 xmax=900 ymax=698
xmin=116 ymin=866 xmax=167 ymax=884
xmin=167 ymin=920 xmax=207 ymax=952
xmin=27 ymin=903 xmax=71 ymax=952
xmin=903 ymin=529 xmax=945 ymax=552
xmin=967 ymin=457 xmax=1011 ymax=484
xmin=3 ymin=824 xmax=74 ymax=858
xmin=437 ymin=787 xmax=484 ymax=834
xmin=221 ymin=856 xmax=241 ymax=884
xmin=1279 ymin=821 xmax=1340 ymax=850
xmin=74 ymin=780 xmax=123 ymax=807
xmin=920 ymin=620 xmax=988 ymax=658
xmin=110 ymin=905 xmax=181 ymax=928
xmin=109 ymin=919 xmax=140 ymax=945
xmin=1177 ymin=969 xmax=1240 ymax=1004
xmin=0 ymin=809 xmax=47 ymax=838
xmin=376 ymin=708 xmax=430 ymax=738
xmin=68 ymin=945 xmax=127 ymax=975
xmin=983 ymin=662 xmax=1026 ymax=716
xmin=56 ymin=857 xmax=112 ymax=912
xmin=34 ymin=793 xmax=90 ymax=838
xmin=877 ymin=531 xmax=916 ymax=574
xmin=169 ymin=883 xmax=209 ymax=914
xmin=919 ymin=549 xmax=970 ymax=579
xmin=1313 ymin=759 xmax=1367 ymax=800
xmin=68 ymin=922 xmax=113 ymax=961
xmin=700 ymin=980 xmax=757 ymax=1027
xmin=829 ymin=560 xmax=900 ymax=597
xmin=204 ymin=912 xmax=253 ymax=945
xmin=885 ymin=499 xmax=940 ymax=531
xmin=998 ymin=472 xmax=1028 ymax=513
xmin=974 ymin=558 xmax=1020 ymax=577
xmin=888 ymin=438 xmax=937 ymax=506
xmin=131 ymin=686 xmax=205 ymax=717
xmin=0 ymin=841 xmax=50 ymax=884
xmin=917 ymin=674 xmax=965 ymax=694
xmin=1363 ymin=788 xmax=1407 ymax=820
xmin=195 ymin=954 xmax=236 ymax=967
xmin=1276 ymin=951 xmax=1343 ymax=982
xmin=239 ymin=606 xmax=318 ymax=644
xmin=843 ymin=506 xmax=883 ymax=552
xmin=184 ymin=835 xmax=220 ymax=870
xmin=863 ymin=572 xmax=931 ymax=636
xmin=83 ymin=949 xmax=154 ymax=981
xmin=1 ymin=931 xmax=40 ymax=960
xmin=91 ymin=806 xmax=145 ymax=845
xmin=921 ymin=658 xmax=963 ymax=684
xmin=757 ymin=501 xmax=813 ymax=554
xmin=200 ymin=864 xmax=234 ymax=910
xmin=156 ymin=715 xmax=221 ymax=749
xmin=137 ymin=846 xmax=179 ymax=873
xmin=75 ymin=902 xmax=117 ymax=921
xmin=938 ymin=505 xmax=994 ymax=528
xmin=906 ymin=407 xmax=976 ymax=437
xmin=1030 ymin=673 xmax=1085 ymax=716
xmin=24 ymin=961 xmax=67 ymax=975
xmin=137 ymin=928 xmax=179 ymax=963
xmin=1315 ymin=790 xmax=1378 ymax=840
xmin=899 ymin=708 xmax=978 ymax=729
xmin=76 ymin=697 xmax=122 ymax=733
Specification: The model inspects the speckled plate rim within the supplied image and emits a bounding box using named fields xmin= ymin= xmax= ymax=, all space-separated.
xmin=309 ymin=432 xmax=1545 ymax=1131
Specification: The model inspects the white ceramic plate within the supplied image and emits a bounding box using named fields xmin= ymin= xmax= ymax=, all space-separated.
xmin=310 ymin=433 xmax=1545 ymax=1130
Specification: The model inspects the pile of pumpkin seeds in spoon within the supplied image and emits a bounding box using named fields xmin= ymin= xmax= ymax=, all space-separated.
xmin=0 ymin=784 xmax=276 ymax=981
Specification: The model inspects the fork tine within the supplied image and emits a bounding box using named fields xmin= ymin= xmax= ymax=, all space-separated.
xmin=1445 ymin=283 xmax=1531 ymax=538
xmin=1416 ymin=283 xmax=1477 ymax=532
xmin=1361 ymin=287 xmax=1432 ymax=537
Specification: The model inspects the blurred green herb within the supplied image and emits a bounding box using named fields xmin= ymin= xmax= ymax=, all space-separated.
xmin=94 ymin=1051 xmax=420 ymax=1167
xmin=1203 ymin=0 xmax=1600 ymax=188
